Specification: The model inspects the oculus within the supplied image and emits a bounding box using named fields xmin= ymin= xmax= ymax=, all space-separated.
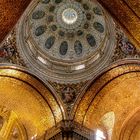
xmin=62 ymin=8 xmax=78 ymax=25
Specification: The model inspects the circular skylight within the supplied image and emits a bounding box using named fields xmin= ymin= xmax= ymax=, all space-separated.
xmin=62 ymin=8 xmax=78 ymax=24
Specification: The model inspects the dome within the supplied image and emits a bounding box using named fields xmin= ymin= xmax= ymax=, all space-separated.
xmin=16 ymin=0 xmax=116 ymax=83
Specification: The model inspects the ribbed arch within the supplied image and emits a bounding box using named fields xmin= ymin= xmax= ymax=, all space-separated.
xmin=0 ymin=64 xmax=64 ymax=139
xmin=73 ymin=60 xmax=140 ymax=140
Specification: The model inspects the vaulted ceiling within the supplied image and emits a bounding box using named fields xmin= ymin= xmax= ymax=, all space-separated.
xmin=0 ymin=1 xmax=139 ymax=139
xmin=0 ymin=0 xmax=139 ymax=47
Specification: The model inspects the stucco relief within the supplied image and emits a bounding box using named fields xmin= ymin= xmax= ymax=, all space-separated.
xmin=0 ymin=30 xmax=25 ymax=66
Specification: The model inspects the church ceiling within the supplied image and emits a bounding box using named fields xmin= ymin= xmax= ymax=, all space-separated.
xmin=0 ymin=0 xmax=139 ymax=48
xmin=0 ymin=0 xmax=140 ymax=139
xmin=15 ymin=0 xmax=116 ymax=84
xmin=0 ymin=0 xmax=140 ymax=121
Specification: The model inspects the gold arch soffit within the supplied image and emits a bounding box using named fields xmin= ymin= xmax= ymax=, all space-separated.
xmin=0 ymin=64 xmax=64 ymax=138
xmin=73 ymin=59 xmax=140 ymax=125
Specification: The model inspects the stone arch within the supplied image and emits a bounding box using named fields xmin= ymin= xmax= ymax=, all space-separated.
xmin=73 ymin=59 xmax=140 ymax=140
xmin=0 ymin=64 xmax=64 ymax=139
